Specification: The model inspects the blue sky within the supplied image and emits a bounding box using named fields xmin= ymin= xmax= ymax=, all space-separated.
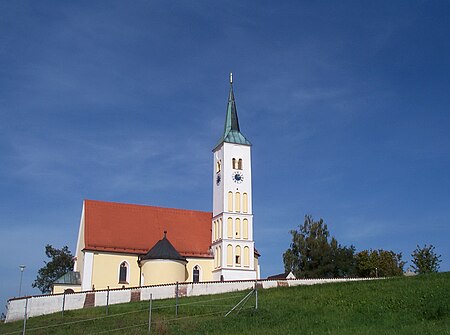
xmin=1 ymin=1 xmax=449 ymax=313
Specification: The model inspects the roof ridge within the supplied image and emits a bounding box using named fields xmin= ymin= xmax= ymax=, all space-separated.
xmin=85 ymin=199 xmax=212 ymax=215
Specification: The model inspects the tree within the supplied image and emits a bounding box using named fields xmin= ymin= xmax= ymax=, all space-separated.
xmin=283 ymin=215 xmax=356 ymax=278
xmin=411 ymin=244 xmax=441 ymax=274
xmin=32 ymin=245 xmax=74 ymax=293
xmin=355 ymin=249 xmax=405 ymax=277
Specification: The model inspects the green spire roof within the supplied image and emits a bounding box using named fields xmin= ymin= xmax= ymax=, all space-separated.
xmin=214 ymin=74 xmax=251 ymax=151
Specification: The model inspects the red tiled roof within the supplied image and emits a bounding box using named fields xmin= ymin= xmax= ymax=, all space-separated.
xmin=84 ymin=200 xmax=213 ymax=258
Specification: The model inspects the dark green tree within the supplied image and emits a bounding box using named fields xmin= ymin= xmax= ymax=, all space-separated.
xmin=355 ymin=249 xmax=405 ymax=277
xmin=32 ymin=245 xmax=74 ymax=293
xmin=331 ymin=238 xmax=357 ymax=277
xmin=411 ymin=244 xmax=441 ymax=274
xmin=283 ymin=215 xmax=356 ymax=278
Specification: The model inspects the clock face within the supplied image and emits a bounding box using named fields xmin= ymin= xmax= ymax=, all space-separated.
xmin=216 ymin=173 xmax=221 ymax=186
xmin=232 ymin=171 xmax=244 ymax=183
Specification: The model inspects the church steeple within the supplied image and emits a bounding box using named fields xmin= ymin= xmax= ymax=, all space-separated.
xmin=211 ymin=73 xmax=259 ymax=281
xmin=214 ymin=73 xmax=251 ymax=150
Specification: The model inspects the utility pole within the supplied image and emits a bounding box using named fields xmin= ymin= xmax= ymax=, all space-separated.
xmin=19 ymin=265 xmax=26 ymax=297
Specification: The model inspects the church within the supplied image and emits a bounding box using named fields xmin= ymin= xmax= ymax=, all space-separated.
xmin=52 ymin=75 xmax=261 ymax=294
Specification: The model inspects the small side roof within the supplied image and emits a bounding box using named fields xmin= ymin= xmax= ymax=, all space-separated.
xmin=53 ymin=271 xmax=81 ymax=285
xmin=141 ymin=232 xmax=187 ymax=262
xmin=267 ymin=271 xmax=296 ymax=280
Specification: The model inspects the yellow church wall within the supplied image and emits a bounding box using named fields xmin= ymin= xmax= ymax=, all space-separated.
xmin=80 ymin=252 xmax=216 ymax=291
xmin=91 ymin=252 xmax=140 ymax=290
xmin=141 ymin=260 xmax=186 ymax=286
xmin=52 ymin=284 xmax=82 ymax=295
xmin=185 ymin=257 xmax=214 ymax=282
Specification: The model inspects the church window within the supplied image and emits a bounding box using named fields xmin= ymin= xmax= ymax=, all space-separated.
xmin=238 ymin=159 xmax=243 ymax=170
xmin=232 ymin=158 xmax=237 ymax=169
xmin=235 ymin=192 xmax=241 ymax=212
xmin=218 ymin=245 xmax=222 ymax=267
xmin=243 ymin=193 xmax=248 ymax=213
xmin=193 ymin=265 xmax=200 ymax=283
xmin=227 ymin=244 xmax=233 ymax=266
xmin=219 ymin=218 xmax=222 ymax=239
xmin=243 ymin=219 xmax=248 ymax=239
xmin=244 ymin=247 xmax=250 ymax=267
xmin=214 ymin=247 xmax=218 ymax=268
xmin=235 ymin=246 xmax=241 ymax=266
xmin=119 ymin=262 xmax=128 ymax=284
xmin=235 ymin=218 xmax=241 ymax=239
xmin=227 ymin=192 xmax=233 ymax=212
xmin=213 ymin=220 xmax=217 ymax=241
xmin=227 ymin=218 xmax=233 ymax=238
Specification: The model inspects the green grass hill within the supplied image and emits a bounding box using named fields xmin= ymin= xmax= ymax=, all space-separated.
xmin=1 ymin=272 xmax=449 ymax=334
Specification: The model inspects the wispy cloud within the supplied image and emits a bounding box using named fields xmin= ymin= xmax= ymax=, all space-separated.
xmin=5 ymin=130 xmax=210 ymax=196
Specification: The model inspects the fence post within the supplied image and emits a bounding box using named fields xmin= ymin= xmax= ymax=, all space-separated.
xmin=22 ymin=298 xmax=28 ymax=335
xmin=106 ymin=286 xmax=110 ymax=315
xmin=62 ymin=291 xmax=66 ymax=317
xmin=255 ymin=281 xmax=258 ymax=310
xmin=148 ymin=293 xmax=152 ymax=334
xmin=175 ymin=281 xmax=179 ymax=317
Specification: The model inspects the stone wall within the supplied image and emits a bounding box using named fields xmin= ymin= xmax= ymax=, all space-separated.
xmin=5 ymin=277 xmax=376 ymax=322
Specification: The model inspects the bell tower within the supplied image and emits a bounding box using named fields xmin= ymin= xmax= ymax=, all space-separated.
xmin=211 ymin=73 xmax=259 ymax=281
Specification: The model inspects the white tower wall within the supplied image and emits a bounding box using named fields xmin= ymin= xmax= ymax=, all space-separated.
xmin=211 ymin=131 xmax=257 ymax=280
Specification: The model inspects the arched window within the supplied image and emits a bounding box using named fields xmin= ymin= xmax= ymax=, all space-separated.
xmin=244 ymin=247 xmax=250 ymax=267
xmin=235 ymin=218 xmax=241 ymax=239
xmin=235 ymin=246 xmax=241 ymax=266
xmin=218 ymin=245 xmax=222 ymax=267
xmin=227 ymin=192 xmax=233 ymax=212
xmin=193 ymin=265 xmax=200 ymax=283
xmin=119 ymin=262 xmax=128 ymax=284
xmin=232 ymin=158 xmax=237 ymax=169
xmin=243 ymin=193 xmax=248 ymax=213
xmin=238 ymin=159 xmax=243 ymax=170
xmin=235 ymin=192 xmax=241 ymax=212
xmin=213 ymin=220 xmax=217 ymax=241
xmin=227 ymin=244 xmax=233 ymax=266
xmin=219 ymin=218 xmax=222 ymax=239
xmin=227 ymin=218 xmax=233 ymax=238
xmin=243 ymin=219 xmax=248 ymax=239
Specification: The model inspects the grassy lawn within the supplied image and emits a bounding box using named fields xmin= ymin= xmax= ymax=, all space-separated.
xmin=1 ymin=272 xmax=449 ymax=334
